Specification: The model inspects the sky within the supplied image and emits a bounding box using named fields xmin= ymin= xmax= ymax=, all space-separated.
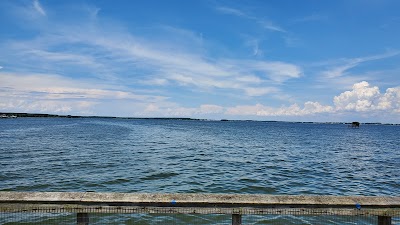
xmin=1 ymin=0 xmax=400 ymax=122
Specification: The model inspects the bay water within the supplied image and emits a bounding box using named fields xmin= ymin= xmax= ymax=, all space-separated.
xmin=1 ymin=118 xmax=399 ymax=224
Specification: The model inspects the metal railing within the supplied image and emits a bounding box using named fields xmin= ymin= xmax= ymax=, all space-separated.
xmin=0 ymin=192 xmax=399 ymax=224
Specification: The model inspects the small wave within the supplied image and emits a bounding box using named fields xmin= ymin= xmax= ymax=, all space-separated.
xmin=103 ymin=178 xmax=131 ymax=185
xmin=1 ymin=183 xmax=52 ymax=192
xmin=238 ymin=177 xmax=260 ymax=184
xmin=238 ymin=185 xmax=277 ymax=194
xmin=140 ymin=172 xmax=179 ymax=181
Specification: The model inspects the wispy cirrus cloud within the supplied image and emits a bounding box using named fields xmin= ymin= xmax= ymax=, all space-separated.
xmin=2 ymin=9 xmax=301 ymax=98
xmin=215 ymin=5 xmax=286 ymax=33
xmin=215 ymin=6 xmax=247 ymax=18
xmin=322 ymin=51 xmax=400 ymax=79
xmin=259 ymin=21 xmax=286 ymax=33
xmin=293 ymin=13 xmax=328 ymax=23
xmin=33 ymin=0 xmax=46 ymax=16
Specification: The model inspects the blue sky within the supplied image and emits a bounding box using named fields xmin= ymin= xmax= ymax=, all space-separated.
xmin=1 ymin=0 xmax=400 ymax=122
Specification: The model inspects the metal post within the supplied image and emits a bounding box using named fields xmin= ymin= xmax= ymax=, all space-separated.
xmin=77 ymin=213 xmax=89 ymax=225
xmin=378 ymin=216 xmax=391 ymax=225
xmin=232 ymin=214 xmax=242 ymax=225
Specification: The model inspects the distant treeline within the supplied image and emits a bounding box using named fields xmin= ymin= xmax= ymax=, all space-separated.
xmin=0 ymin=112 xmax=198 ymax=120
xmin=1 ymin=112 xmax=81 ymax=118
xmin=1 ymin=112 xmax=399 ymax=125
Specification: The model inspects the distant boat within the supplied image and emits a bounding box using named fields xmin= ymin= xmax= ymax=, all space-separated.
xmin=10 ymin=115 xmax=17 ymax=118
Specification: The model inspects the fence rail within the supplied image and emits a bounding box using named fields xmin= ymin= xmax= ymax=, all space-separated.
xmin=1 ymin=192 xmax=399 ymax=224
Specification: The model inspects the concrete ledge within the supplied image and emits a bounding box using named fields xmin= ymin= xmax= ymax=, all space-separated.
xmin=0 ymin=192 xmax=399 ymax=208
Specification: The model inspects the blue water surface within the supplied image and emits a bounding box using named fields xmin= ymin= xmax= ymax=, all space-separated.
xmin=0 ymin=118 xmax=399 ymax=196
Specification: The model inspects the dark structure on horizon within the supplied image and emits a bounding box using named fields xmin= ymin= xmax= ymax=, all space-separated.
xmin=350 ymin=121 xmax=360 ymax=128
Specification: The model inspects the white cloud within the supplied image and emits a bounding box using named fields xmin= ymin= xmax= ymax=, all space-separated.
xmin=134 ymin=104 xmax=224 ymax=117
xmin=0 ymin=73 xmax=167 ymax=101
xmin=259 ymin=21 xmax=286 ymax=33
xmin=140 ymin=78 xmax=169 ymax=86
xmin=225 ymin=102 xmax=333 ymax=117
xmin=235 ymin=75 xmax=262 ymax=83
xmin=198 ymin=104 xmax=224 ymax=114
xmin=221 ymin=80 xmax=400 ymax=119
xmin=0 ymin=66 xmax=3 ymax=69
xmin=252 ymin=41 xmax=261 ymax=56
xmin=334 ymin=81 xmax=400 ymax=113
xmin=3 ymin=75 xmax=396 ymax=121
xmin=244 ymin=87 xmax=278 ymax=96
xmin=322 ymin=51 xmax=400 ymax=79
xmin=216 ymin=5 xmax=286 ymax=33
xmin=0 ymin=99 xmax=96 ymax=114
xmin=250 ymin=61 xmax=302 ymax=82
xmin=244 ymin=38 xmax=263 ymax=56
xmin=3 ymin=3 xmax=399 ymax=122
xmin=215 ymin=6 xmax=247 ymax=18
xmin=0 ymin=72 xmax=168 ymax=115
xmin=84 ymin=30 xmax=301 ymax=93
xmin=33 ymin=0 xmax=46 ymax=16
xmin=2 ymin=4 xmax=302 ymax=97
xmin=144 ymin=104 xmax=159 ymax=112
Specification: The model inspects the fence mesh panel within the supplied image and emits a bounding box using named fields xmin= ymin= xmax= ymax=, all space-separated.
xmin=1 ymin=208 xmax=399 ymax=224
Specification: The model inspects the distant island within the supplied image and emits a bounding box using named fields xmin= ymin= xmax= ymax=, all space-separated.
xmin=0 ymin=112 xmax=198 ymax=120
xmin=1 ymin=112 xmax=399 ymax=125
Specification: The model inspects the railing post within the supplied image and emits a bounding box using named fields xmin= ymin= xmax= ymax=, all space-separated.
xmin=77 ymin=213 xmax=89 ymax=225
xmin=232 ymin=214 xmax=242 ymax=225
xmin=378 ymin=216 xmax=391 ymax=225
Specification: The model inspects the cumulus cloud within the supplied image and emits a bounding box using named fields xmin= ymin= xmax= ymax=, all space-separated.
xmin=224 ymin=81 xmax=400 ymax=118
xmin=334 ymin=81 xmax=400 ymax=113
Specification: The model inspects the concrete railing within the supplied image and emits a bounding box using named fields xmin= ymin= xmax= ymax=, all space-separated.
xmin=0 ymin=192 xmax=399 ymax=224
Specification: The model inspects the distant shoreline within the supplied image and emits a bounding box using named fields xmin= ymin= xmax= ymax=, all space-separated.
xmin=1 ymin=112 xmax=399 ymax=125
xmin=0 ymin=112 xmax=197 ymax=120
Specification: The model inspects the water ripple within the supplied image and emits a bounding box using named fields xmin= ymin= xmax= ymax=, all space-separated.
xmin=0 ymin=118 xmax=399 ymax=197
